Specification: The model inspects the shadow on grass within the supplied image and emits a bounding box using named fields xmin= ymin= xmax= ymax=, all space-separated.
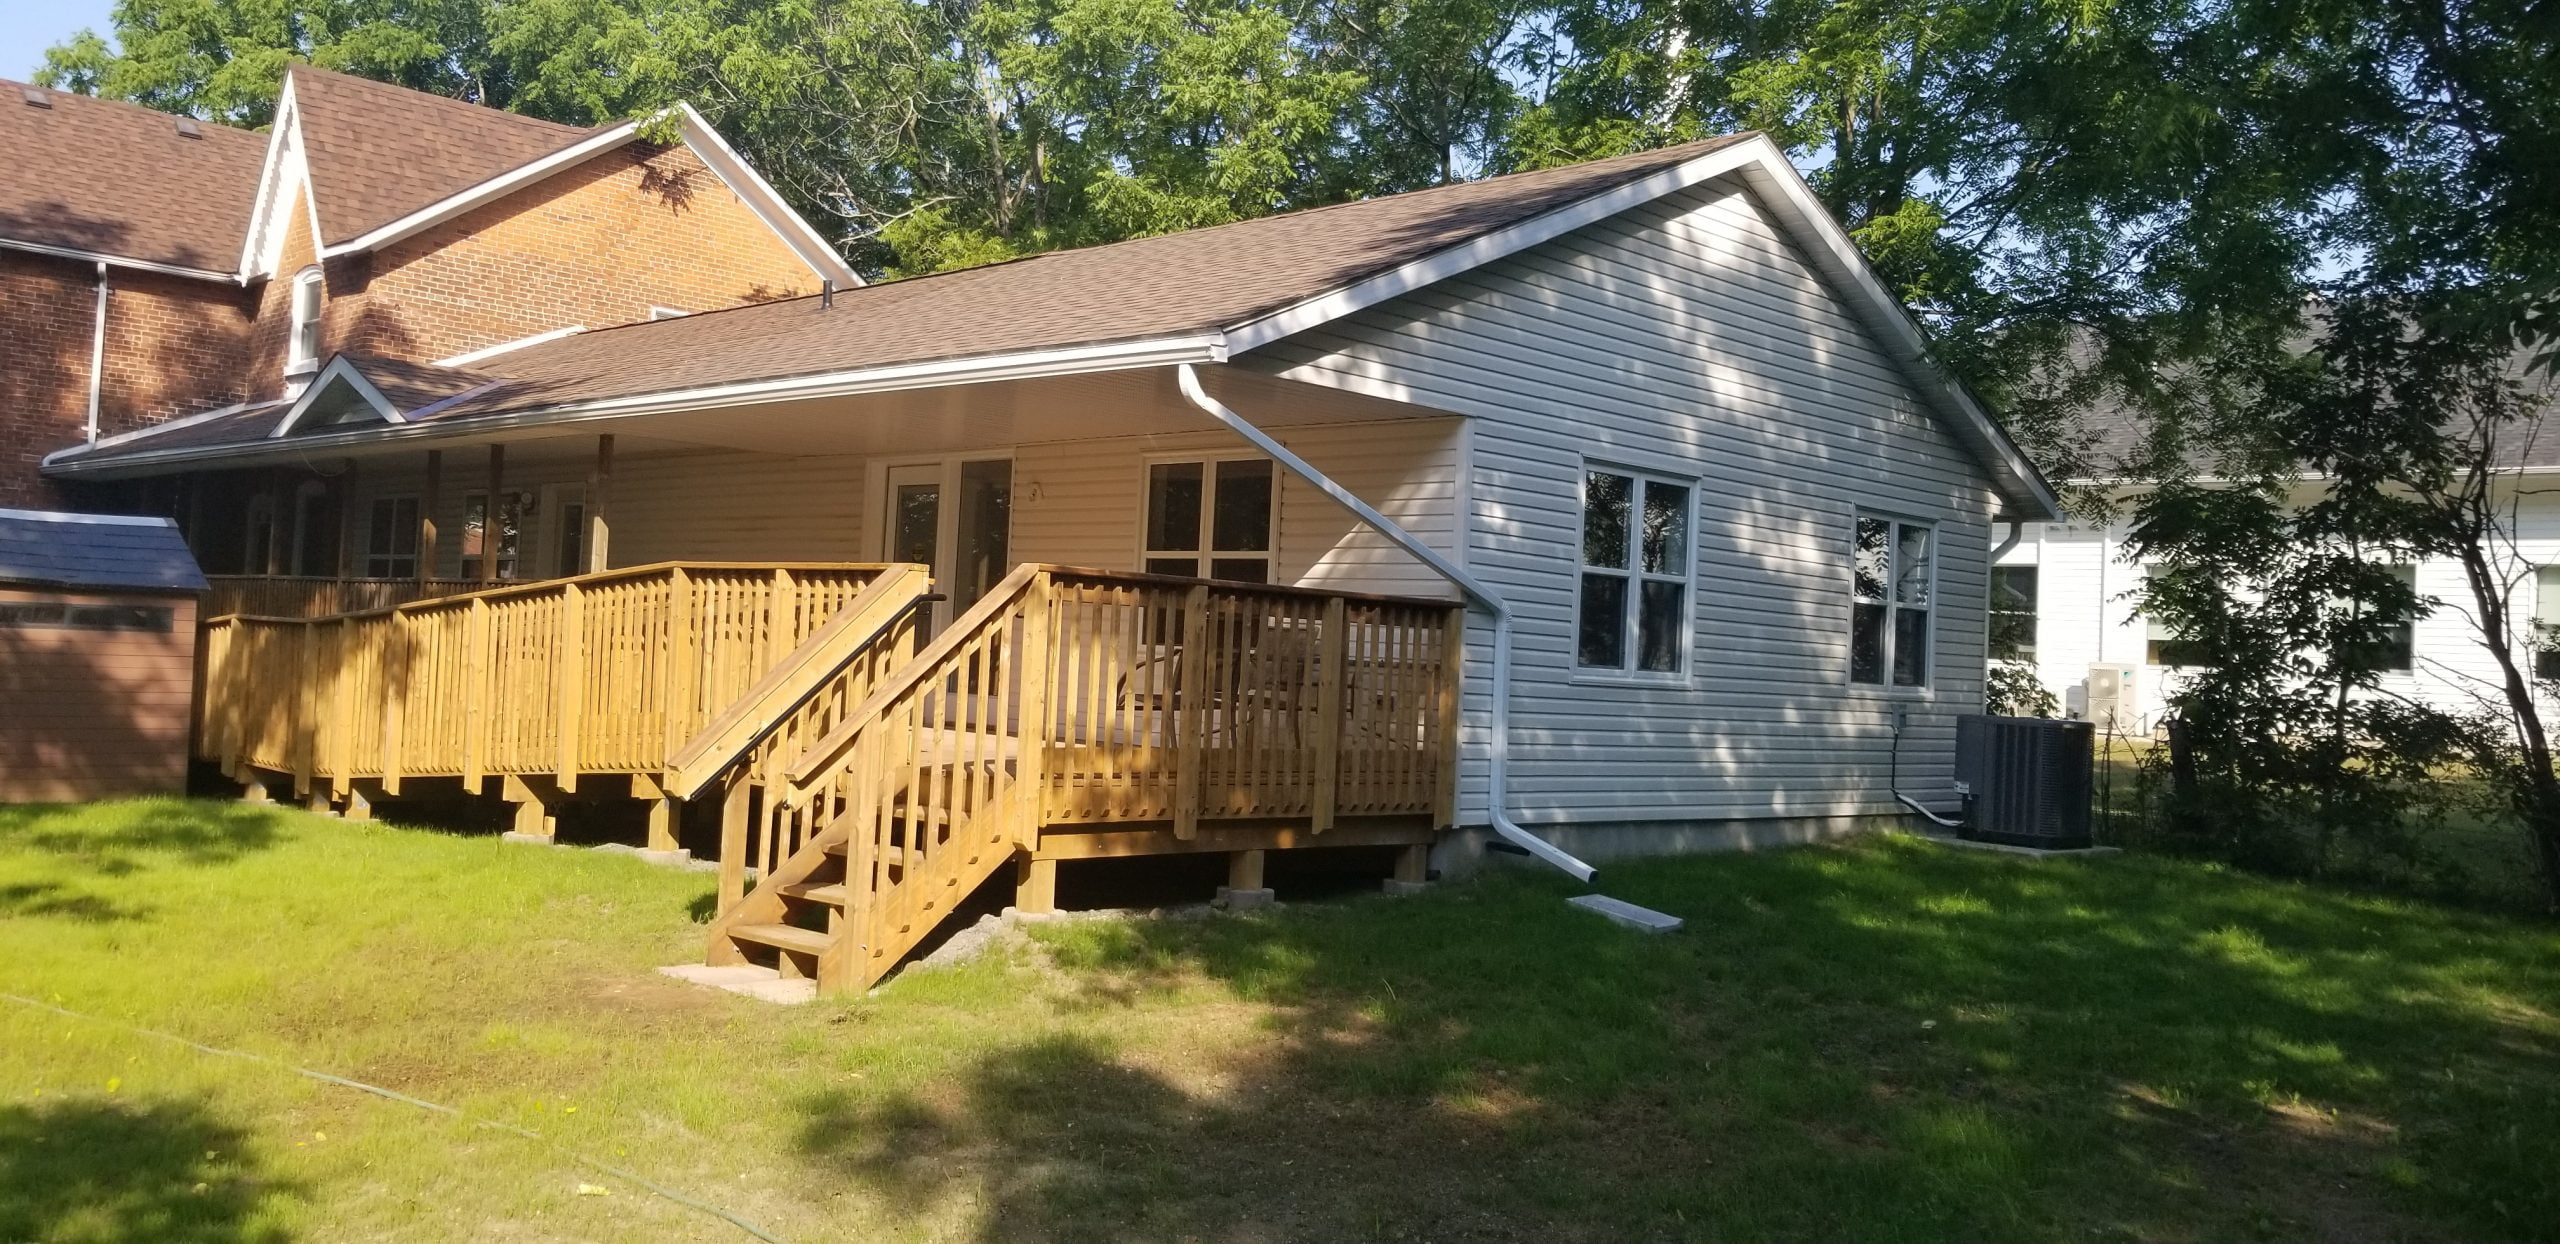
xmin=0 ymin=800 xmax=294 ymax=877
xmin=0 ymin=880 xmax=149 ymax=923
xmin=0 ymin=1097 xmax=294 ymax=1243
xmin=792 ymin=837 xmax=2560 ymax=1241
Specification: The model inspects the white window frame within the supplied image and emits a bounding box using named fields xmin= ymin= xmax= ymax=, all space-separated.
xmin=2533 ymin=566 xmax=2560 ymax=681
xmin=1573 ymin=463 xmax=1698 ymax=679
xmin=364 ymin=495 xmax=421 ymax=579
xmin=1849 ymin=513 xmax=1938 ymax=690
xmin=286 ymin=266 xmax=324 ymax=376
xmin=1136 ymin=452 xmax=1278 ymax=584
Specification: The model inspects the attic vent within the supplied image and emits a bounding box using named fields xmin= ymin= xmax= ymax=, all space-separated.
xmin=19 ymin=86 xmax=50 ymax=108
xmin=175 ymin=117 xmax=202 ymax=138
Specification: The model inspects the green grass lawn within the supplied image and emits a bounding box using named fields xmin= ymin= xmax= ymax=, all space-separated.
xmin=3 ymin=801 xmax=2556 ymax=1242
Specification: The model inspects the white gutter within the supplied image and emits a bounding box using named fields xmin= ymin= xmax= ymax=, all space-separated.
xmin=0 ymin=239 xmax=237 ymax=285
xmin=85 ymin=262 xmax=108 ymax=443
xmin=1174 ymin=364 xmax=1597 ymax=881
xmin=45 ymin=334 xmax=1231 ymax=478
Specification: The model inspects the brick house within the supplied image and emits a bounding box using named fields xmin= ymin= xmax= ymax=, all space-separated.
xmin=0 ymin=66 xmax=856 ymax=525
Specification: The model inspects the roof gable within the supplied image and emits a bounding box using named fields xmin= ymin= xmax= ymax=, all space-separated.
xmin=0 ymin=80 xmax=267 ymax=276
xmin=286 ymin=66 xmax=603 ymax=249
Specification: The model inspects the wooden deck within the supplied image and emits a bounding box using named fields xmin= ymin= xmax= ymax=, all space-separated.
xmin=197 ymin=561 xmax=1463 ymax=994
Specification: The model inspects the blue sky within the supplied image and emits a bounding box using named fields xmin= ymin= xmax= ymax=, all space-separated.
xmin=1 ymin=0 xmax=114 ymax=81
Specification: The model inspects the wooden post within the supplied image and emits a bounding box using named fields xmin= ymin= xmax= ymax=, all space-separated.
xmin=330 ymin=617 xmax=357 ymax=800
xmin=716 ymin=774 xmax=751 ymax=916
xmin=263 ymin=477 xmax=287 ymax=575
xmin=1226 ymin=848 xmax=1265 ymax=893
xmin=556 ymin=580 xmax=584 ymax=792
xmin=1392 ymin=843 xmax=1429 ymax=886
xmin=664 ymin=566 xmax=695 ymax=757
xmin=461 ymin=596 xmax=488 ymax=787
xmin=344 ymin=780 xmax=377 ymax=822
xmin=1435 ymin=605 xmax=1466 ymax=829
xmin=418 ymin=449 xmax=441 ymax=582
xmin=478 ymin=443 xmax=505 ymax=582
xmin=1013 ymin=572 xmax=1053 ymax=847
xmin=501 ymin=773 xmax=555 ymax=840
xmin=586 ymin=434 xmax=614 ymax=572
xmin=1172 ymin=584 xmax=1210 ymax=840
xmin=293 ymin=621 xmax=318 ymax=796
xmin=633 ymin=771 xmax=680 ymax=854
xmin=1015 ymin=856 xmax=1057 ymax=915
xmin=381 ymin=615 xmax=408 ymax=796
xmin=334 ymin=459 xmax=359 ymax=581
xmin=1312 ymin=596 xmax=1347 ymax=832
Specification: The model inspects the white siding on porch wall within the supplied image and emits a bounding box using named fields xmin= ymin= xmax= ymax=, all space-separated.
xmin=1248 ymin=175 xmax=2002 ymax=829
xmin=342 ymin=418 xmax=1459 ymax=595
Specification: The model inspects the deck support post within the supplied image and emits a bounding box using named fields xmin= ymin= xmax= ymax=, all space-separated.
xmin=1014 ymin=855 xmax=1057 ymax=915
xmin=716 ymin=773 xmax=750 ymax=908
xmin=1219 ymin=849 xmax=1273 ymax=909
xmin=501 ymin=773 xmax=559 ymax=841
xmin=343 ymin=781 xmax=378 ymax=822
xmin=633 ymin=772 xmax=681 ymax=856
xmin=1386 ymin=842 xmax=1431 ymax=895
xmin=236 ymin=768 xmax=272 ymax=805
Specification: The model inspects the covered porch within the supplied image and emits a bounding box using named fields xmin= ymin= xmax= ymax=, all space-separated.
xmin=142 ymin=361 xmax=1473 ymax=992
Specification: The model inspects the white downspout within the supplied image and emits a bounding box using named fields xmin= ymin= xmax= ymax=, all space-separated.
xmin=85 ymin=262 xmax=109 ymax=443
xmin=1175 ymin=364 xmax=1597 ymax=881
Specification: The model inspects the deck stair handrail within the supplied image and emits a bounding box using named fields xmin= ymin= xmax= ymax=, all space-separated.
xmin=196 ymin=562 xmax=896 ymax=801
xmin=707 ymin=565 xmax=1465 ymax=994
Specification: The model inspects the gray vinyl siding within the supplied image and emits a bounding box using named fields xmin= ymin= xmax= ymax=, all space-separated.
xmin=1251 ymin=175 xmax=1998 ymax=827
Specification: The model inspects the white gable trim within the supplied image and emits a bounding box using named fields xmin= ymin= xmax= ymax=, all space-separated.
xmin=433 ymin=325 xmax=586 ymax=367
xmin=1223 ymin=135 xmax=2064 ymax=521
xmin=665 ymin=103 xmax=862 ymax=289
xmin=265 ymin=356 xmax=407 ymax=438
xmin=310 ymin=103 xmax=861 ymax=289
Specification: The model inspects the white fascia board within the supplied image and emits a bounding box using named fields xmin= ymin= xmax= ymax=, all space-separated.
xmin=238 ymin=80 xmax=310 ymax=282
xmin=319 ymin=121 xmax=641 ymax=260
xmin=1222 ymin=134 xmax=2066 ymax=522
xmin=0 ymin=238 xmax=235 ymax=284
xmin=433 ymin=325 xmax=586 ymax=367
xmin=671 ymin=103 xmax=863 ymax=288
xmin=1726 ymin=155 xmax=2067 ymax=523
xmin=1222 ymin=139 xmax=1768 ymax=356
xmin=47 ymin=333 xmax=1230 ymax=477
xmin=37 ymin=397 xmax=288 ymax=467
xmin=265 ymin=355 xmax=406 ymax=438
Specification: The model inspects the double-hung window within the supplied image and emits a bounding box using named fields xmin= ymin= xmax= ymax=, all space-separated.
xmin=1143 ymin=457 xmax=1275 ymax=583
xmin=287 ymin=267 xmax=324 ymax=375
xmin=1850 ymin=515 xmax=1933 ymax=687
xmin=364 ymin=496 xmax=420 ymax=579
xmin=1578 ymin=467 xmax=1694 ymax=674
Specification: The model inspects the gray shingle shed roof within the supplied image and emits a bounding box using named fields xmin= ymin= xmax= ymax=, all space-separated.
xmin=0 ymin=509 xmax=208 ymax=594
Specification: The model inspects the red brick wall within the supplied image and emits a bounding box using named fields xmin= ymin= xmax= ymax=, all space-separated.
xmin=0 ymin=249 xmax=251 ymax=510
xmin=327 ymin=142 xmax=818 ymax=367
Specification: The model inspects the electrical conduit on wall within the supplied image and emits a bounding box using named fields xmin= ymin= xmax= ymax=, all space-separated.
xmin=1174 ymin=364 xmax=1597 ymax=881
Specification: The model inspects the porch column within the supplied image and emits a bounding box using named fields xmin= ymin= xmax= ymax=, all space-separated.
xmin=478 ymin=443 xmax=505 ymax=582
xmin=334 ymin=459 xmax=358 ymax=580
xmin=585 ymin=434 xmax=613 ymax=573
xmin=418 ymin=450 xmax=441 ymax=582
xmin=261 ymin=475 xmax=286 ymax=575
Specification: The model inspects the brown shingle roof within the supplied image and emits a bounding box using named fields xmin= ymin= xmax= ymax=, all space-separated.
xmin=59 ymin=133 xmax=1764 ymax=467
xmin=0 ymin=80 xmax=268 ymax=272
xmin=288 ymin=65 xmax=605 ymax=246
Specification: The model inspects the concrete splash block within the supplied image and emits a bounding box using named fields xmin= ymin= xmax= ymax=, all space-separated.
xmin=1567 ymin=894 xmax=1684 ymax=934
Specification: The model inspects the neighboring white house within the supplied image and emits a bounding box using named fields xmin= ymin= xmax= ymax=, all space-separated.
xmin=1997 ymin=462 xmax=2560 ymax=735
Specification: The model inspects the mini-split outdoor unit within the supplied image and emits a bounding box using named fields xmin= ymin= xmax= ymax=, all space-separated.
xmin=2083 ymin=663 xmax=2138 ymax=733
xmin=1954 ymin=715 xmax=2096 ymax=849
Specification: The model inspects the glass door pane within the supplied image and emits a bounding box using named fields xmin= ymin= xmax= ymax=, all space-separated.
xmin=952 ymin=459 xmax=1011 ymax=612
xmin=886 ymin=466 xmax=942 ymax=568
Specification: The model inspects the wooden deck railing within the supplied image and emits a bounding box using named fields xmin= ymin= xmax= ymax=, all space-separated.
xmin=715 ymin=565 xmax=1464 ymax=992
xmin=196 ymin=562 xmax=898 ymax=796
xmin=204 ymin=575 xmax=492 ymax=619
